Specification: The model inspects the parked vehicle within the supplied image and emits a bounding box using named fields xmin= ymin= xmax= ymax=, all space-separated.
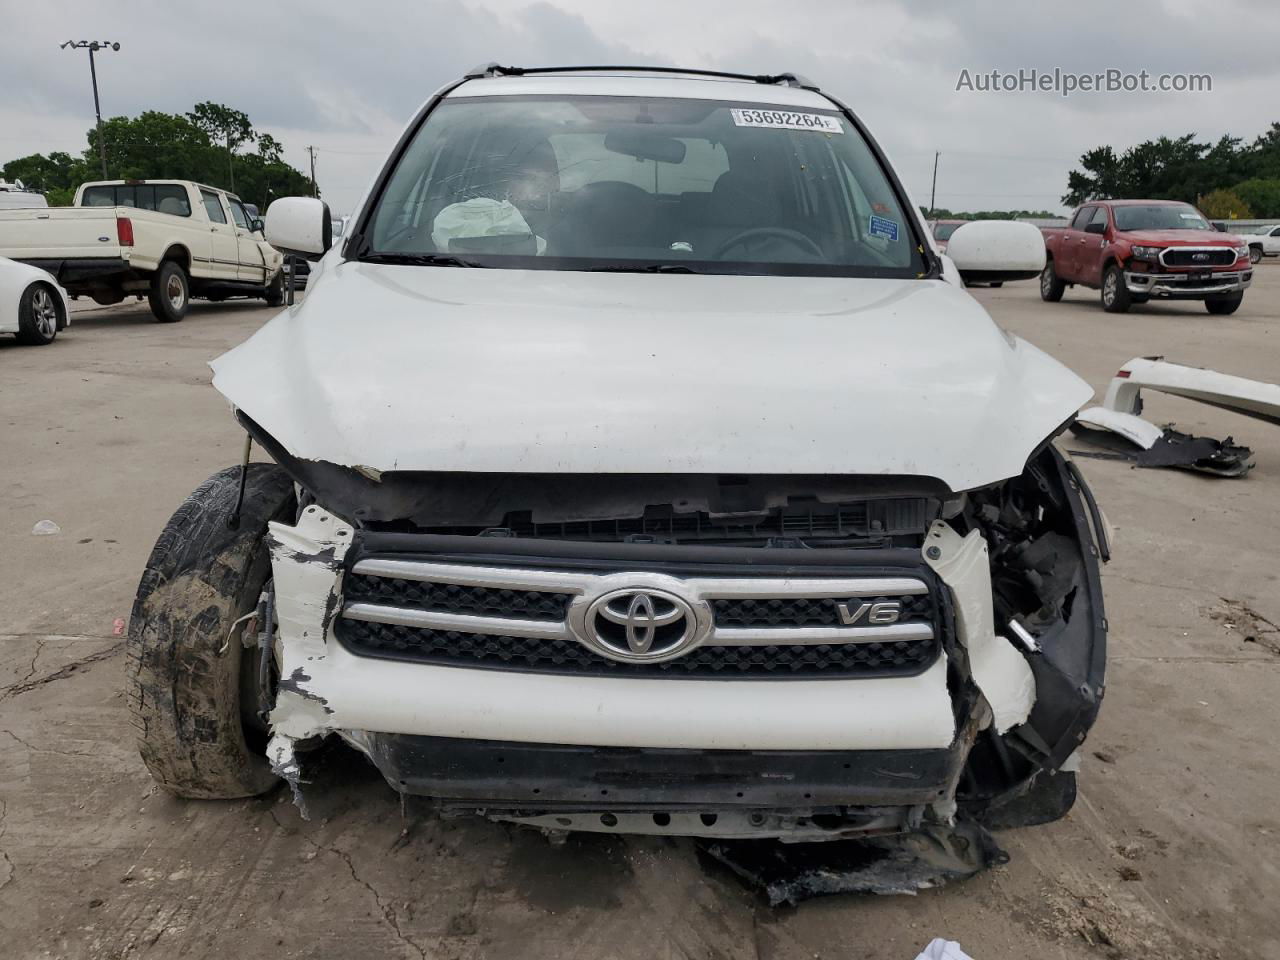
xmin=127 ymin=66 xmax=1107 ymax=873
xmin=1245 ymin=224 xmax=1280 ymax=263
xmin=929 ymin=218 xmax=966 ymax=254
xmin=0 ymin=180 xmax=285 ymax=322
xmin=1041 ymin=200 xmax=1252 ymax=314
xmin=0 ymin=256 xmax=70 ymax=345
xmin=0 ymin=179 xmax=48 ymax=210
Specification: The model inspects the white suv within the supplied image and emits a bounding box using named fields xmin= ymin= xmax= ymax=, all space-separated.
xmin=127 ymin=65 xmax=1107 ymax=883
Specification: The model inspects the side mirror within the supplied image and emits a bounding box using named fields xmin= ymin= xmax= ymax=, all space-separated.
xmin=265 ymin=197 xmax=332 ymax=260
xmin=250 ymin=217 xmax=265 ymax=234
xmin=946 ymin=220 xmax=1047 ymax=284
xmin=1084 ymin=221 xmax=1106 ymax=235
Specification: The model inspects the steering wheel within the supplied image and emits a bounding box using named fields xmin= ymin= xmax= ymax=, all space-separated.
xmin=712 ymin=227 xmax=825 ymax=261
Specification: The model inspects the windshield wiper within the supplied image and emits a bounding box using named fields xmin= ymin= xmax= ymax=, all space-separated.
xmin=584 ymin=262 xmax=704 ymax=274
xmin=358 ymin=252 xmax=487 ymax=268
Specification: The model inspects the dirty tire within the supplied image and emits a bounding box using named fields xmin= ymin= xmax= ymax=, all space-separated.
xmin=15 ymin=282 xmax=62 ymax=345
xmin=1250 ymin=245 xmax=1263 ymax=265
xmin=148 ymin=260 xmax=189 ymax=323
xmin=1205 ymin=293 xmax=1243 ymax=315
xmin=1039 ymin=260 xmax=1065 ymax=302
xmin=1100 ymin=264 xmax=1131 ymax=313
xmin=128 ymin=464 xmax=296 ymax=798
xmin=263 ymin=270 xmax=285 ymax=307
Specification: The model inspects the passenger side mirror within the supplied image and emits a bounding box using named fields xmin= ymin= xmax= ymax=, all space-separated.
xmin=265 ymin=197 xmax=332 ymax=260
xmin=946 ymin=220 xmax=1047 ymax=284
xmin=250 ymin=217 xmax=265 ymax=234
xmin=1084 ymin=222 xmax=1106 ymax=235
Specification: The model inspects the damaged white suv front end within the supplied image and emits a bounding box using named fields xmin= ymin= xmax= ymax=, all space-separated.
xmin=128 ymin=65 xmax=1107 ymax=896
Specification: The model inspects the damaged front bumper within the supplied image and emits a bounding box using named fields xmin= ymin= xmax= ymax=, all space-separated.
xmin=262 ymin=448 xmax=1106 ymax=845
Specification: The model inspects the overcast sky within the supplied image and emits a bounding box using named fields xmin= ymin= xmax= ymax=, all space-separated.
xmin=4 ymin=0 xmax=1279 ymax=214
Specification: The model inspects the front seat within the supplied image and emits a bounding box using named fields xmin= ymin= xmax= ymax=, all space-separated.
xmin=551 ymin=181 xmax=659 ymax=257
xmin=695 ymin=169 xmax=785 ymax=258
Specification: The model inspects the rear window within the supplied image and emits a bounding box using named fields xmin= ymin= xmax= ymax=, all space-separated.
xmin=80 ymin=184 xmax=191 ymax=217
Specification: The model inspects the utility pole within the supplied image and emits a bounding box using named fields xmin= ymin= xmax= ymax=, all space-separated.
xmin=227 ymin=133 xmax=235 ymax=192
xmin=307 ymin=146 xmax=317 ymax=197
xmin=60 ymin=40 xmax=121 ymax=180
xmin=929 ymin=151 xmax=940 ymax=219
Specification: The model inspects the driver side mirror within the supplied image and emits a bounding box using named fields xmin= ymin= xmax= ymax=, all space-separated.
xmin=946 ymin=220 xmax=1047 ymax=284
xmin=265 ymin=197 xmax=332 ymax=260
xmin=250 ymin=217 xmax=265 ymax=234
xmin=1084 ymin=221 xmax=1106 ymax=235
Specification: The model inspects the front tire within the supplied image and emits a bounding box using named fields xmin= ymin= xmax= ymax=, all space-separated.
xmin=1101 ymin=264 xmax=1131 ymax=313
xmin=1250 ymin=246 xmax=1264 ymax=265
xmin=1206 ymin=293 xmax=1243 ymax=315
xmin=15 ymin=282 xmax=63 ymax=345
xmin=148 ymin=260 xmax=189 ymax=323
xmin=1039 ymin=260 xmax=1066 ymax=302
xmin=263 ymin=270 xmax=285 ymax=307
xmin=128 ymin=464 xmax=296 ymax=798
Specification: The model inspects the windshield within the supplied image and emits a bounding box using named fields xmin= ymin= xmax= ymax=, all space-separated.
xmin=1113 ymin=204 xmax=1209 ymax=231
xmin=360 ymin=95 xmax=925 ymax=277
xmin=933 ymin=222 xmax=962 ymax=241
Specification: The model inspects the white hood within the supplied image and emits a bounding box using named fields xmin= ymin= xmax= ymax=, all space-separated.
xmin=210 ymin=263 xmax=1091 ymax=491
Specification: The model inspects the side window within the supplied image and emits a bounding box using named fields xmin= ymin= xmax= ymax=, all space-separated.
xmin=153 ymin=185 xmax=192 ymax=217
xmin=228 ymin=198 xmax=250 ymax=229
xmin=1271 ymin=227 xmax=1280 ymax=237
xmin=201 ymin=189 xmax=227 ymax=224
xmin=81 ymin=186 xmax=115 ymax=206
xmin=1070 ymin=207 xmax=1094 ymax=231
xmin=1090 ymin=206 xmax=1110 ymax=229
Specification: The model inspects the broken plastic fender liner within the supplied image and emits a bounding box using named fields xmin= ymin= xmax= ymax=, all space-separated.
xmin=923 ymin=523 xmax=1035 ymax=733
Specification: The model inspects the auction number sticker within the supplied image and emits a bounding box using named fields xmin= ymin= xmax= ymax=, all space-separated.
xmin=730 ymin=108 xmax=843 ymax=134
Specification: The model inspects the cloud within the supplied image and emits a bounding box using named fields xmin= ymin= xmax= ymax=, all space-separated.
xmin=3 ymin=0 xmax=1278 ymax=212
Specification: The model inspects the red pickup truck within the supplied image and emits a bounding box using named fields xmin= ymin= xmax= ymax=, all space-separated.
xmin=1041 ymin=199 xmax=1252 ymax=315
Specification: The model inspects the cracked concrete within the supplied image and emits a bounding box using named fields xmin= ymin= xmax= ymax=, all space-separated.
xmin=2 ymin=272 xmax=1280 ymax=958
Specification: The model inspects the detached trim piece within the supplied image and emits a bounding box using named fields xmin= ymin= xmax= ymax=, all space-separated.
xmin=1103 ymin=356 xmax=1280 ymax=426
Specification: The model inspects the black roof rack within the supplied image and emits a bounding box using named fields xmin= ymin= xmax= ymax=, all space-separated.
xmin=463 ymin=63 xmax=819 ymax=91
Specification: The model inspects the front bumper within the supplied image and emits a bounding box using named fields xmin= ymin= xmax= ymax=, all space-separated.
xmin=263 ymin=507 xmax=1039 ymax=834
xmin=1125 ymin=268 xmax=1252 ymax=298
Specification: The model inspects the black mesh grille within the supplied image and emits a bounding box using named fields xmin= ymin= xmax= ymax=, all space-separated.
xmin=338 ymin=619 xmax=938 ymax=679
xmin=344 ymin=573 xmax=571 ymax=622
xmin=1161 ymin=248 xmax=1235 ymax=267
xmin=712 ymin=594 xmax=933 ymax=628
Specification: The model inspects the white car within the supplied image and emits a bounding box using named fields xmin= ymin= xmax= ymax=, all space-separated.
xmin=0 ymin=256 xmax=69 ymax=345
xmin=126 ymin=65 xmax=1106 ymax=885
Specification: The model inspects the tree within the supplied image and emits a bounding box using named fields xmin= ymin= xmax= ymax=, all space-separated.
xmin=4 ymin=103 xmax=314 ymax=210
xmin=1197 ymin=188 xmax=1253 ymax=220
xmin=1232 ymin=178 xmax=1280 ymax=218
xmin=1064 ymin=121 xmax=1280 ymax=206
xmin=187 ymin=102 xmax=256 ymax=192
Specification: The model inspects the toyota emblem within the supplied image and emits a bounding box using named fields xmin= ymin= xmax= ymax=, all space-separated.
xmin=575 ymin=586 xmax=704 ymax=663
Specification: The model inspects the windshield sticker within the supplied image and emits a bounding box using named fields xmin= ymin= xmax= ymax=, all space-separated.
xmin=730 ymin=108 xmax=843 ymax=134
xmin=869 ymin=215 xmax=900 ymax=242
xmin=1180 ymin=213 xmax=1201 ymax=219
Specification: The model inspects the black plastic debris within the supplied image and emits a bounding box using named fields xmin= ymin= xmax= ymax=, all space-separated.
xmin=696 ymin=820 xmax=1008 ymax=906
xmin=1069 ymin=423 xmax=1253 ymax=478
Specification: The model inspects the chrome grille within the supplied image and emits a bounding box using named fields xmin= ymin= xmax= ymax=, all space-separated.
xmin=336 ymin=557 xmax=940 ymax=679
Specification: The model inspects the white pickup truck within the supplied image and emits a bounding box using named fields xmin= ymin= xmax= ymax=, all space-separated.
xmin=1245 ymin=223 xmax=1280 ymax=264
xmin=0 ymin=180 xmax=284 ymax=322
